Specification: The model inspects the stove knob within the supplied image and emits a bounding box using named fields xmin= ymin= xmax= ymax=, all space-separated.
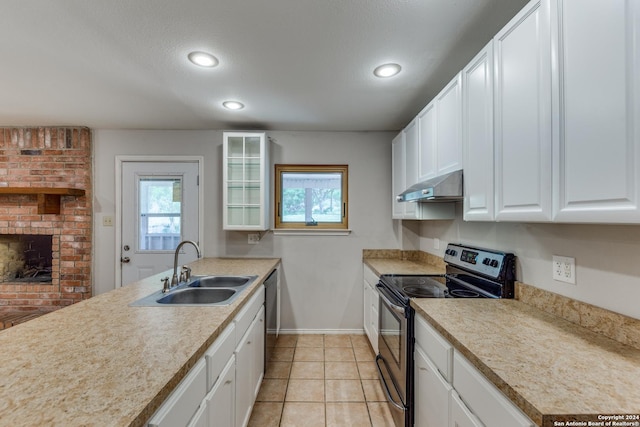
xmin=490 ymin=260 xmax=499 ymax=268
xmin=449 ymin=250 xmax=457 ymax=256
xmin=482 ymin=258 xmax=490 ymax=265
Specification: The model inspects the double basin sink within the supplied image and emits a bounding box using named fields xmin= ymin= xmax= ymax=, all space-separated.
xmin=130 ymin=275 xmax=258 ymax=307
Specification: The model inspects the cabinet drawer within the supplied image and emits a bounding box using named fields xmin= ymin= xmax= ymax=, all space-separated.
xmin=148 ymin=358 xmax=207 ymax=427
xmin=453 ymin=351 xmax=534 ymax=427
xmin=235 ymin=285 xmax=264 ymax=347
xmin=363 ymin=265 xmax=379 ymax=286
xmin=205 ymin=321 xmax=236 ymax=392
xmin=415 ymin=314 xmax=453 ymax=382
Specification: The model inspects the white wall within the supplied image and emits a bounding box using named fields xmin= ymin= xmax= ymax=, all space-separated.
xmin=93 ymin=129 xmax=399 ymax=332
xmin=409 ymin=205 xmax=640 ymax=320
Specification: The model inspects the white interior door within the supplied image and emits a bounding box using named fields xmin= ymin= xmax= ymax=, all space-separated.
xmin=120 ymin=161 xmax=200 ymax=286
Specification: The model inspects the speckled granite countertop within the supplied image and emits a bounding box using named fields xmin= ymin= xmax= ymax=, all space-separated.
xmin=412 ymin=298 xmax=640 ymax=427
xmin=363 ymin=249 xmax=445 ymax=276
xmin=0 ymin=257 xmax=280 ymax=427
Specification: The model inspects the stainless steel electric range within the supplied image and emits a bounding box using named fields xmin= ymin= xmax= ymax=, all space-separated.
xmin=375 ymin=243 xmax=516 ymax=427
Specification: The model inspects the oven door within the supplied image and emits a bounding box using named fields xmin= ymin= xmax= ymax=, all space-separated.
xmin=375 ymin=284 xmax=409 ymax=427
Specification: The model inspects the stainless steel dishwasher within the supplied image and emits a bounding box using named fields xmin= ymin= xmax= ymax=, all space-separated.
xmin=263 ymin=268 xmax=278 ymax=371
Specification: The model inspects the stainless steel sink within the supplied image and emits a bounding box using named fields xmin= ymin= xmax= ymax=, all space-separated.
xmin=156 ymin=288 xmax=236 ymax=304
xmin=129 ymin=274 xmax=258 ymax=307
xmin=188 ymin=275 xmax=257 ymax=288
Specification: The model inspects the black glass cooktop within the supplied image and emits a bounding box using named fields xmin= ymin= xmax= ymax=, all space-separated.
xmin=380 ymin=274 xmax=448 ymax=298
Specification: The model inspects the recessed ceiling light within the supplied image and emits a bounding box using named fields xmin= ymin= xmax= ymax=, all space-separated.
xmin=373 ymin=63 xmax=402 ymax=78
xmin=223 ymin=101 xmax=245 ymax=110
xmin=188 ymin=51 xmax=219 ymax=68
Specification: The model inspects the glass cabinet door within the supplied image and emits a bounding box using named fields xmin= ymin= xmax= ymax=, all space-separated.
xmin=223 ymin=132 xmax=268 ymax=230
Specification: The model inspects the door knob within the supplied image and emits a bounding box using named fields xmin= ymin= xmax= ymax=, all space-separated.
xmin=121 ymin=257 xmax=131 ymax=263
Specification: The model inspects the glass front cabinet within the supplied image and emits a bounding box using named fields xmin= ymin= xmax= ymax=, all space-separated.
xmin=222 ymin=132 xmax=270 ymax=230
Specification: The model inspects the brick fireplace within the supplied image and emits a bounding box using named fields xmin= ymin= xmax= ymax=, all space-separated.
xmin=0 ymin=127 xmax=92 ymax=314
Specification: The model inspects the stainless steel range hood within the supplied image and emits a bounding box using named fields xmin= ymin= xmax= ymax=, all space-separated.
xmin=396 ymin=169 xmax=463 ymax=202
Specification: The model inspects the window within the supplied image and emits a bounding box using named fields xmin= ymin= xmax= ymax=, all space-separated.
xmin=275 ymin=164 xmax=348 ymax=229
xmin=138 ymin=177 xmax=182 ymax=251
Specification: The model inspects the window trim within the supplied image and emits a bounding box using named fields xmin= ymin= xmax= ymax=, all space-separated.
xmin=274 ymin=164 xmax=348 ymax=230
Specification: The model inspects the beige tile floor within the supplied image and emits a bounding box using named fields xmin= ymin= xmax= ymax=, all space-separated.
xmin=248 ymin=334 xmax=395 ymax=427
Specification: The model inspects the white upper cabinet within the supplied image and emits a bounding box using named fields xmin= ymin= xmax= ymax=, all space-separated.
xmin=552 ymin=0 xmax=640 ymax=223
xmin=392 ymin=132 xmax=409 ymax=219
xmin=494 ymin=0 xmax=553 ymax=222
xmin=417 ymin=73 xmax=463 ymax=184
xmin=223 ymin=132 xmax=270 ymax=231
xmin=405 ymin=119 xmax=420 ymax=189
xmin=463 ymin=41 xmax=495 ymax=221
xmin=392 ymin=130 xmax=452 ymax=220
xmin=435 ymin=72 xmax=463 ymax=176
xmin=418 ymin=102 xmax=437 ymax=182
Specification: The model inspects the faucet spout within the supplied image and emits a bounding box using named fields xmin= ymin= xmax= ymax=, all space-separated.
xmin=171 ymin=240 xmax=202 ymax=287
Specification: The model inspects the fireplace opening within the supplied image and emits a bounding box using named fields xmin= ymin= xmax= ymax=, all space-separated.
xmin=0 ymin=235 xmax=53 ymax=283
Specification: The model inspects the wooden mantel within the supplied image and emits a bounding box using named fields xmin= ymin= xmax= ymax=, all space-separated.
xmin=0 ymin=187 xmax=86 ymax=214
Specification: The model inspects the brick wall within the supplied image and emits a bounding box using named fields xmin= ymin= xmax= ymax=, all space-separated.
xmin=0 ymin=127 xmax=92 ymax=313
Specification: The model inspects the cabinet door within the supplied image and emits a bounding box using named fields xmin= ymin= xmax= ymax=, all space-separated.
xmin=494 ymin=0 xmax=553 ymax=222
xmin=553 ymin=0 xmax=640 ymax=223
xmin=450 ymin=391 xmax=484 ymax=427
xmin=223 ymin=132 xmax=269 ymax=230
xmin=463 ymin=42 xmax=495 ymax=221
xmin=235 ymin=306 xmax=265 ymax=427
xmin=415 ymin=345 xmax=452 ymax=427
xmin=363 ymin=264 xmax=379 ymax=353
xmin=251 ymin=307 xmax=266 ymax=400
xmin=391 ymin=132 xmax=406 ymax=219
xmin=363 ymin=279 xmax=371 ymax=341
xmin=418 ymin=102 xmax=438 ymax=182
xmin=207 ymin=355 xmax=236 ymax=427
xmin=405 ymin=119 xmax=419 ymax=189
xmin=436 ymin=72 xmax=463 ymax=176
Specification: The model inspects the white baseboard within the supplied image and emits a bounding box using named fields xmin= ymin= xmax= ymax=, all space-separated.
xmin=278 ymin=328 xmax=365 ymax=335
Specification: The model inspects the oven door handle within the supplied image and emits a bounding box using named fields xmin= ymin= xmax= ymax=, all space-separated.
xmin=375 ymin=354 xmax=406 ymax=412
xmin=376 ymin=284 xmax=406 ymax=316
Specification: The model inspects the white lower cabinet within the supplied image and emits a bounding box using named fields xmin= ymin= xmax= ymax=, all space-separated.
xmin=235 ymin=306 xmax=265 ymax=427
xmin=453 ymin=351 xmax=534 ymax=427
xmin=415 ymin=313 xmax=534 ymax=427
xmin=450 ymin=391 xmax=484 ymax=427
xmin=205 ymin=355 xmax=236 ymax=427
xmin=414 ymin=345 xmax=452 ymax=427
xmin=147 ymin=285 xmax=265 ymax=427
xmin=363 ymin=264 xmax=379 ymax=353
xmin=148 ymin=359 xmax=207 ymax=427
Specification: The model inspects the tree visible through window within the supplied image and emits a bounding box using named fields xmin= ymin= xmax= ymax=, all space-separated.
xmin=275 ymin=165 xmax=348 ymax=229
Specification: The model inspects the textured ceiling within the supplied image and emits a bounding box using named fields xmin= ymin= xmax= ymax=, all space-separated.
xmin=0 ymin=0 xmax=528 ymax=131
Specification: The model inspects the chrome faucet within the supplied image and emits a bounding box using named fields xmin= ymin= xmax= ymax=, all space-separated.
xmin=169 ymin=240 xmax=202 ymax=289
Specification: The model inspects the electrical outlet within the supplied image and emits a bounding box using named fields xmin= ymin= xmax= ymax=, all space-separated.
xmin=433 ymin=238 xmax=440 ymax=250
xmin=552 ymin=255 xmax=576 ymax=285
xmin=248 ymin=234 xmax=260 ymax=244
xmin=102 ymin=215 xmax=113 ymax=227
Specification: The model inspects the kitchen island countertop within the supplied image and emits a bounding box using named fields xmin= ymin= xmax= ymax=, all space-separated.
xmin=0 ymin=257 xmax=280 ymax=427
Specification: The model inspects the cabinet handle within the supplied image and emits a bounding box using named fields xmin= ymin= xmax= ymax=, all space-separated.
xmin=225 ymin=380 xmax=232 ymax=385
